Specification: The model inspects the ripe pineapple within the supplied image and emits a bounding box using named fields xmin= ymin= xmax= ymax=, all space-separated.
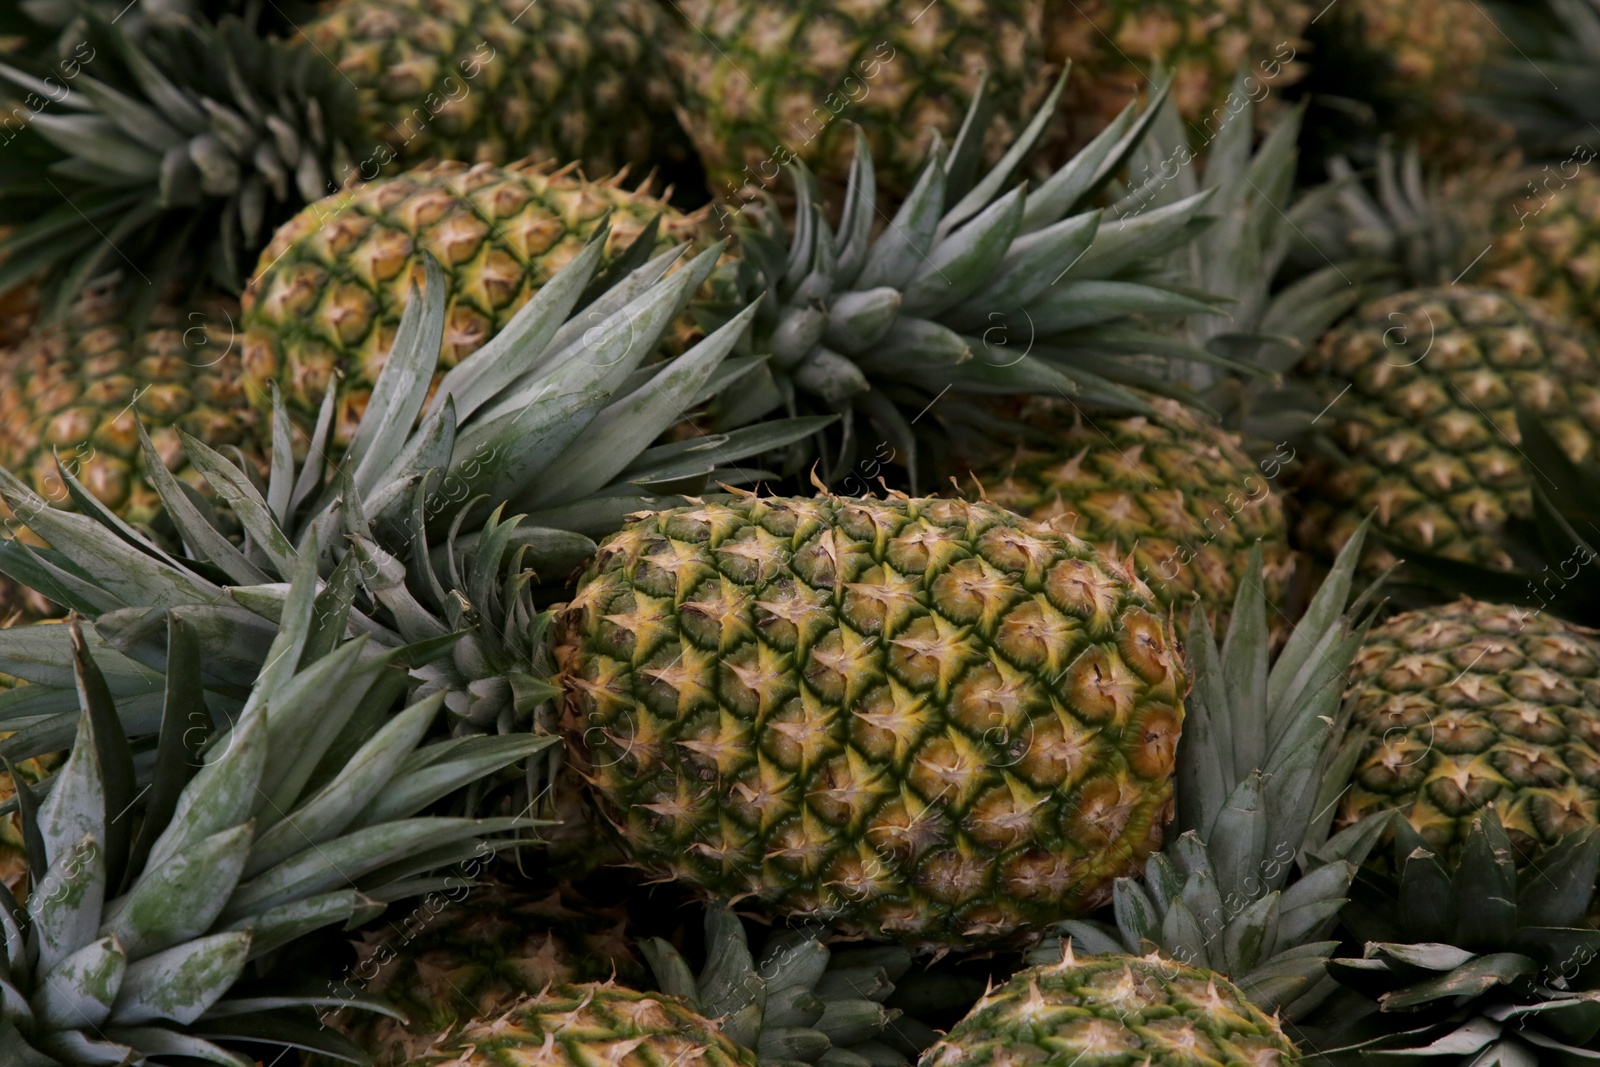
xmin=660 ymin=0 xmax=1048 ymax=199
xmin=1336 ymin=598 xmax=1600 ymax=866
xmin=298 ymin=0 xmax=691 ymax=179
xmin=1044 ymin=0 xmax=1309 ymax=151
xmin=923 ymin=950 xmax=1303 ymax=1066
xmin=331 ymin=880 xmax=646 ymax=1065
xmin=973 ymin=396 xmax=1293 ymax=634
xmin=1480 ymin=170 xmax=1600 ymax=336
xmin=241 ymin=159 xmax=702 ymax=444
xmin=0 ymin=282 xmax=262 ymax=619
xmin=400 ymin=982 xmax=759 ymax=1067
xmin=555 ymin=492 xmax=1189 ymax=948
xmin=1294 ymin=287 xmax=1600 ymax=573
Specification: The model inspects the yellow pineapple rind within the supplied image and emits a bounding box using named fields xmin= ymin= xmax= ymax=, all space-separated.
xmin=1338 ymin=599 xmax=1600 ymax=865
xmin=557 ymin=495 xmax=1188 ymax=949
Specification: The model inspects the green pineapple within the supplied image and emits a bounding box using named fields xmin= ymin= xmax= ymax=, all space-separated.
xmin=660 ymin=0 xmax=1047 ymax=202
xmin=975 ymin=396 xmax=1293 ymax=635
xmin=1029 ymin=528 xmax=1391 ymax=1024
xmin=1335 ymin=598 xmax=1600 ymax=867
xmin=555 ymin=491 xmax=1189 ymax=948
xmin=400 ymin=982 xmax=760 ymax=1067
xmin=1299 ymin=811 xmax=1600 ymax=1063
xmin=923 ymin=951 xmax=1303 ymax=1066
xmin=1294 ymin=286 xmax=1600 ymax=574
xmin=329 ymin=879 xmax=647 ymax=1065
xmin=297 ymin=0 xmax=691 ymax=180
xmin=241 ymin=159 xmax=702 ymax=444
xmin=0 ymin=0 xmax=689 ymax=312
xmin=0 ymin=597 xmax=541 ymax=1062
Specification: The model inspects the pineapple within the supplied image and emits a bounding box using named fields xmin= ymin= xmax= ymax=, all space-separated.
xmin=0 ymin=746 xmax=53 ymax=892
xmin=1335 ymin=598 xmax=1600 ymax=867
xmin=660 ymin=0 xmax=1048 ymax=201
xmin=0 ymin=281 xmax=261 ymax=619
xmin=0 ymin=603 xmax=541 ymax=1062
xmin=922 ymin=950 xmax=1303 ymax=1066
xmin=1302 ymin=811 xmax=1600 ymax=1063
xmin=1480 ymin=171 xmax=1600 ymax=336
xmin=973 ymin=396 xmax=1293 ymax=634
xmin=554 ymin=492 xmax=1189 ymax=948
xmin=1293 ymin=287 xmax=1600 ymax=573
xmin=330 ymin=879 xmax=647 ymax=1065
xmin=241 ymin=159 xmax=703 ymax=444
xmin=400 ymin=982 xmax=760 ymax=1067
xmin=242 ymin=75 xmax=1221 ymax=482
xmin=1043 ymin=0 xmax=1309 ymax=152
xmin=0 ymin=0 xmax=687 ymax=316
xmin=297 ymin=0 xmax=692 ymax=180
xmin=1032 ymin=530 xmax=1388 ymax=1023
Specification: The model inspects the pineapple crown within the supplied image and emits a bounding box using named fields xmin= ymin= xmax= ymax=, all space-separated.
xmin=1398 ymin=406 xmax=1600 ymax=627
xmin=703 ymin=69 xmax=1237 ymax=488
xmin=1118 ymin=70 xmax=1367 ymax=446
xmin=1305 ymin=810 xmax=1600 ymax=1063
xmin=1475 ymin=0 xmax=1600 ymax=158
xmin=642 ymin=906 xmax=971 ymax=1067
xmin=0 ymin=560 xmax=543 ymax=1064
xmin=1033 ymin=523 xmax=1392 ymax=1020
xmin=0 ymin=237 xmax=821 ymax=806
xmin=0 ymin=7 xmax=358 ymax=314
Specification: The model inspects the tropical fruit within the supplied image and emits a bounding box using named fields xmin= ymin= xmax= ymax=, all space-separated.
xmin=0 ymin=746 xmax=53 ymax=892
xmin=241 ymin=159 xmax=701 ymax=444
xmin=923 ymin=950 xmax=1303 ymax=1066
xmin=298 ymin=0 xmax=691 ymax=179
xmin=0 ymin=281 xmax=260 ymax=619
xmin=1043 ymin=0 xmax=1309 ymax=151
xmin=661 ymin=0 xmax=1048 ymax=200
xmin=1303 ymin=811 xmax=1600 ymax=1063
xmin=1035 ymin=531 xmax=1386 ymax=1023
xmin=972 ymin=396 xmax=1293 ymax=633
xmin=1335 ymin=598 xmax=1600 ymax=866
xmin=330 ymin=880 xmax=646 ymax=1065
xmin=0 ymin=609 xmax=540 ymax=1062
xmin=0 ymin=2 xmax=689 ymax=310
xmin=0 ymin=283 xmax=258 ymax=529
xmin=1480 ymin=170 xmax=1600 ymax=336
xmin=555 ymin=492 xmax=1189 ymax=948
xmin=1294 ymin=287 xmax=1600 ymax=573
xmin=399 ymin=982 xmax=759 ymax=1067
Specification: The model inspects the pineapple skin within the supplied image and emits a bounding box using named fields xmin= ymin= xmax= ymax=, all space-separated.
xmin=400 ymin=982 xmax=758 ymax=1067
xmin=241 ymin=159 xmax=701 ymax=445
xmin=663 ymin=0 xmax=1047 ymax=200
xmin=1481 ymin=168 xmax=1600 ymax=336
xmin=1044 ymin=0 xmax=1309 ymax=151
xmin=923 ymin=953 xmax=1302 ymax=1066
xmin=330 ymin=881 xmax=645 ymax=1067
xmin=972 ymin=398 xmax=1294 ymax=635
xmin=1338 ymin=599 xmax=1600 ymax=866
xmin=556 ymin=495 xmax=1188 ymax=949
xmin=300 ymin=0 xmax=689 ymax=179
xmin=1294 ymin=287 xmax=1600 ymax=573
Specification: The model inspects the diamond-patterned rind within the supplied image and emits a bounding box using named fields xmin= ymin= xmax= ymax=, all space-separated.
xmin=301 ymin=0 xmax=690 ymax=179
xmin=557 ymin=495 xmax=1188 ymax=948
xmin=1295 ymin=287 xmax=1600 ymax=571
xmin=663 ymin=0 xmax=1047 ymax=200
xmin=1483 ymin=172 xmax=1600 ymax=338
xmin=402 ymin=982 xmax=758 ymax=1067
xmin=975 ymin=398 xmax=1293 ymax=635
xmin=923 ymin=954 xmax=1301 ymax=1067
xmin=241 ymin=159 xmax=699 ymax=445
xmin=1338 ymin=599 xmax=1600 ymax=864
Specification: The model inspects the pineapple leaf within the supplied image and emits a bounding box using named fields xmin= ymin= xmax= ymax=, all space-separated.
xmin=855 ymin=151 xmax=946 ymax=293
xmin=346 ymin=733 xmax=554 ymax=828
xmin=179 ymin=432 xmax=297 ymax=579
xmin=900 ymin=186 xmax=1025 ymax=317
xmin=1112 ymin=879 xmax=1161 ymax=952
xmin=142 ymin=707 xmax=266 ymax=875
xmin=33 ymin=932 xmax=124 ymax=1031
xmin=1220 ymin=544 xmax=1269 ymax=775
xmin=107 ymin=931 xmax=250 ymax=1026
xmin=124 ymin=613 xmax=208 ymax=885
xmin=102 ymin=822 xmax=253 ymax=961
xmin=348 ymin=255 xmax=445 ymax=497
xmin=1222 ymin=891 xmax=1280 ymax=975
xmin=1518 ymin=829 xmax=1600 ymax=929
xmin=1209 ymin=773 xmax=1268 ymax=905
xmin=31 ymin=836 xmax=107 ymax=976
xmin=225 ymin=889 xmax=365 ymax=962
